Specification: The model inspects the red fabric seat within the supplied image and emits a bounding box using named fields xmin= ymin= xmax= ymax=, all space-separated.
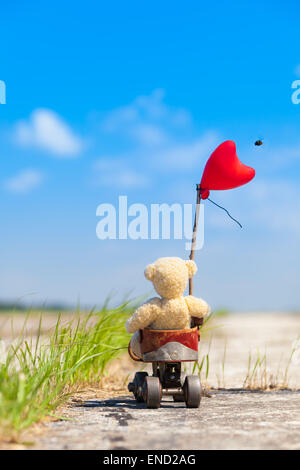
xmin=140 ymin=327 xmax=199 ymax=355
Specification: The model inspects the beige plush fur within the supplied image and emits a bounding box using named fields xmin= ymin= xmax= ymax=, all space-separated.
xmin=126 ymin=257 xmax=210 ymax=334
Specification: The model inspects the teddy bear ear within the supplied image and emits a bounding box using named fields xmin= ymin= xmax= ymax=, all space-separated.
xmin=144 ymin=264 xmax=155 ymax=281
xmin=185 ymin=260 xmax=197 ymax=278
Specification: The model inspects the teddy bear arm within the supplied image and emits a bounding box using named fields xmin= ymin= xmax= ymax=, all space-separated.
xmin=184 ymin=295 xmax=210 ymax=318
xmin=126 ymin=298 xmax=161 ymax=334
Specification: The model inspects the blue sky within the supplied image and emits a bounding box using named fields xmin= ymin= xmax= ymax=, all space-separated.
xmin=1 ymin=1 xmax=300 ymax=311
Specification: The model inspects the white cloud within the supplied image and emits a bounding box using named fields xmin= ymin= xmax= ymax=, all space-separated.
xmin=241 ymin=141 xmax=300 ymax=175
xmin=99 ymin=90 xmax=219 ymax=176
xmin=131 ymin=124 xmax=167 ymax=146
xmin=200 ymin=178 xmax=300 ymax=235
xmin=4 ymin=169 xmax=44 ymax=193
xmin=91 ymin=132 xmax=218 ymax=191
xmin=267 ymin=144 xmax=300 ymax=169
xmin=152 ymin=132 xmax=219 ymax=171
xmin=91 ymin=132 xmax=217 ymax=191
xmin=101 ymin=89 xmax=192 ymax=146
xmin=94 ymin=158 xmax=149 ymax=189
xmin=102 ymin=105 xmax=139 ymax=132
xmin=15 ymin=109 xmax=83 ymax=157
xmin=245 ymin=179 xmax=300 ymax=232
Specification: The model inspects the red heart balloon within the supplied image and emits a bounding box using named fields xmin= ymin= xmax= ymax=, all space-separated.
xmin=200 ymin=140 xmax=255 ymax=199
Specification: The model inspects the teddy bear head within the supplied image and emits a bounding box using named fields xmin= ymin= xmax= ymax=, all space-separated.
xmin=144 ymin=257 xmax=197 ymax=299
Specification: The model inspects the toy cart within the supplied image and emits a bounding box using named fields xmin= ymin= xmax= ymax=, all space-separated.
xmin=128 ymin=321 xmax=203 ymax=409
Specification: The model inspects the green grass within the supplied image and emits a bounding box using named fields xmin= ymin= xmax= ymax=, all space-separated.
xmin=0 ymin=303 xmax=132 ymax=438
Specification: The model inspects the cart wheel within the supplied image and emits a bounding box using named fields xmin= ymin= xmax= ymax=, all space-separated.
xmin=132 ymin=371 xmax=148 ymax=402
xmin=183 ymin=376 xmax=201 ymax=408
xmin=143 ymin=376 xmax=161 ymax=409
xmin=173 ymin=393 xmax=185 ymax=402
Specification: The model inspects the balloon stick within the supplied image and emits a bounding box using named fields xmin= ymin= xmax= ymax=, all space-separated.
xmin=189 ymin=184 xmax=201 ymax=296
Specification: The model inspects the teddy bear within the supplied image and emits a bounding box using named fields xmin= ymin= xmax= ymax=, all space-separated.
xmin=126 ymin=256 xmax=210 ymax=358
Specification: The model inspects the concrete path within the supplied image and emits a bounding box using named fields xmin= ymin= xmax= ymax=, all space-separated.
xmin=34 ymin=390 xmax=300 ymax=450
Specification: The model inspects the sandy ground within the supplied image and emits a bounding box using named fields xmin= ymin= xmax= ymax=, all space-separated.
xmin=1 ymin=312 xmax=300 ymax=450
xmin=201 ymin=312 xmax=300 ymax=388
